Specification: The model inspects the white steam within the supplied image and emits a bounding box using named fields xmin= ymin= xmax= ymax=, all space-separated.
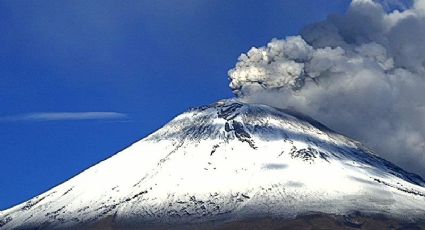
xmin=229 ymin=0 xmax=425 ymax=176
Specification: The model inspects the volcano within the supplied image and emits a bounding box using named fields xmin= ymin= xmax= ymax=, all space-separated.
xmin=1 ymin=99 xmax=425 ymax=229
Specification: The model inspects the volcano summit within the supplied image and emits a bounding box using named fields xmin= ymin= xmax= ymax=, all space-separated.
xmin=1 ymin=100 xmax=425 ymax=229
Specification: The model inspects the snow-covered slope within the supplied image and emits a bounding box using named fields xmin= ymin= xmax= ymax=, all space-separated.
xmin=1 ymin=99 xmax=425 ymax=229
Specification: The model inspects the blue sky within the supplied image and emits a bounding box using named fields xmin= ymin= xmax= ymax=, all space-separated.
xmin=0 ymin=0 xmax=351 ymax=210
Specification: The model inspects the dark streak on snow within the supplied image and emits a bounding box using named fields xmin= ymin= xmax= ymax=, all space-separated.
xmin=289 ymin=147 xmax=329 ymax=163
xmin=21 ymin=192 xmax=56 ymax=211
xmin=0 ymin=216 xmax=12 ymax=227
xmin=210 ymin=144 xmax=220 ymax=156
xmin=62 ymin=187 xmax=74 ymax=197
xmin=373 ymin=178 xmax=425 ymax=197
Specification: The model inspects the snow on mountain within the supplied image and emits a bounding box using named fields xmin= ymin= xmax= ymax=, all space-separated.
xmin=1 ymin=99 xmax=425 ymax=229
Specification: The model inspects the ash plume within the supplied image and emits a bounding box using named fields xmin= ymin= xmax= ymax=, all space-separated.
xmin=228 ymin=0 xmax=425 ymax=176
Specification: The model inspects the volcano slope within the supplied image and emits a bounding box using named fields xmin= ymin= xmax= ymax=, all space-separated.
xmin=1 ymin=100 xmax=425 ymax=229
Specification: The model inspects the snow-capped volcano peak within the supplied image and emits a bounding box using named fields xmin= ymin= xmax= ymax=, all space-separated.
xmin=1 ymin=99 xmax=425 ymax=229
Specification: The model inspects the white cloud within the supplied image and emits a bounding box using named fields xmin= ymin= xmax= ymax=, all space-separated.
xmin=0 ymin=112 xmax=128 ymax=122
xmin=228 ymin=0 xmax=425 ymax=177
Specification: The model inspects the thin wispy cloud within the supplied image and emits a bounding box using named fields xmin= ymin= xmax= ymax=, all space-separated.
xmin=0 ymin=112 xmax=128 ymax=122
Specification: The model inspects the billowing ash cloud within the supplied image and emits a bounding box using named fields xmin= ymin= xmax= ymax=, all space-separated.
xmin=228 ymin=0 xmax=425 ymax=177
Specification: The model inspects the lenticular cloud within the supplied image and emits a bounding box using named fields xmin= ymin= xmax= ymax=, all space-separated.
xmin=228 ymin=0 xmax=425 ymax=176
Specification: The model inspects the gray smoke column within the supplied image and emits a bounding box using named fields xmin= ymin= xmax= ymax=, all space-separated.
xmin=228 ymin=0 xmax=425 ymax=177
